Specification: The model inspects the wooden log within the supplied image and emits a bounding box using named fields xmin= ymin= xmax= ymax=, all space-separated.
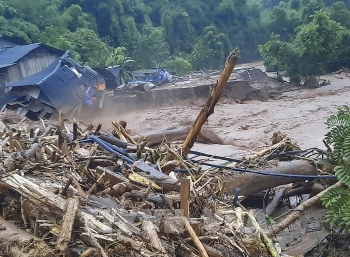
xmin=223 ymin=160 xmax=321 ymax=197
xmin=56 ymin=197 xmax=79 ymax=252
xmin=98 ymin=134 xmax=131 ymax=149
xmin=132 ymin=125 xmax=224 ymax=146
xmin=80 ymin=248 xmax=96 ymax=257
xmin=182 ymin=49 xmax=240 ymax=155
xmin=73 ymin=122 xmax=78 ymax=141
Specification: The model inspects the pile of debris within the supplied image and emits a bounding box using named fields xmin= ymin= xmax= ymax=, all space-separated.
xmin=0 ymin=49 xmax=339 ymax=257
xmin=0 ymin=113 xmax=339 ymax=257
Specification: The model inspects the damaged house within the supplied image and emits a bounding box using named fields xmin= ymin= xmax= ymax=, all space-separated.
xmin=0 ymin=42 xmax=65 ymax=95
xmin=94 ymin=66 xmax=126 ymax=90
xmin=0 ymin=48 xmax=106 ymax=120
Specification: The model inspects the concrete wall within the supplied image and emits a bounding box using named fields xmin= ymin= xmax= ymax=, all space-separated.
xmin=104 ymin=80 xmax=263 ymax=113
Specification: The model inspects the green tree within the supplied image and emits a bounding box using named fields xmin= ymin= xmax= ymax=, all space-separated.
xmin=259 ymin=10 xmax=345 ymax=83
xmin=133 ymin=27 xmax=170 ymax=68
xmin=51 ymin=28 xmax=111 ymax=67
xmin=106 ymin=46 xmax=134 ymax=79
xmin=163 ymin=56 xmax=192 ymax=75
xmin=190 ymin=25 xmax=228 ymax=70
xmin=329 ymin=2 xmax=350 ymax=28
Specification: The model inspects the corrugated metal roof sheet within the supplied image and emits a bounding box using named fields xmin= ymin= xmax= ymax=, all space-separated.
xmin=0 ymin=63 xmax=14 ymax=69
xmin=64 ymin=58 xmax=98 ymax=87
xmin=0 ymin=43 xmax=65 ymax=67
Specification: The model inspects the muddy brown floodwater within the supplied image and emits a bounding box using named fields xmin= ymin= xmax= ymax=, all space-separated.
xmin=93 ymin=71 xmax=350 ymax=154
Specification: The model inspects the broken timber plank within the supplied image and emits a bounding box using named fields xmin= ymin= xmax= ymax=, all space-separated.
xmin=2 ymin=173 xmax=67 ymax=216
xmin=266 ymin=187 xmax=286 ymax=216
xmin=142 ymin=220 xmax=168 ymax=255
xmin=96 ymin=166 xmax=141 ymax=190
xmin=133 ymin=160 xmax=180 ymax=191
xmin=56 ymin=197 xmax=79 ymax=252
xmin=180 ymin=178 xmax=191 ymax=218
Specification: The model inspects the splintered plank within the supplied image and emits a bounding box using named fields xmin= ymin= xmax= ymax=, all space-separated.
xmin=56 ymin=197 xmax=79 ymax=252
xmin=2 ymin=173 xmax=67 ymax=215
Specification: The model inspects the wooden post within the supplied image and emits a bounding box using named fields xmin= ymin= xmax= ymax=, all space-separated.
xmin=73 ymin=122 xmax=78 ymax=141
xmin=182 ymin=49 xmax=240 ymax=155
xmin=180 ymin=178 xmax=191 ymax=218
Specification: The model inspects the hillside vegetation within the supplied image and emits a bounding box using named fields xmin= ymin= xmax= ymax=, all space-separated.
xmin=1 ymin=0 xmax=350 ymax=76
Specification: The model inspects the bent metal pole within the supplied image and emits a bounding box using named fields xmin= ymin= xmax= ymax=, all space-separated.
xmin=182 ymin=48 xmax=240 ymax=155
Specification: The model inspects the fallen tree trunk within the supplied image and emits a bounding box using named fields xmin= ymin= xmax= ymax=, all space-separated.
xmin=224 ymin=160 xmax=320 ymax=197
xmin=0 ymin=216 xmax=55 ymax=257
xmin=132 ymin=125 xmax=224 ymax=146
xmin=182 ymin=49 xmax=240 ymax=155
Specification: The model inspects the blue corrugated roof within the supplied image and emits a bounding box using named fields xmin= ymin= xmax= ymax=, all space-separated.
xmin=0 ymin=43 xmax=65 ymax=68
xmin=0 ymin=63 xmax=14 ymax=69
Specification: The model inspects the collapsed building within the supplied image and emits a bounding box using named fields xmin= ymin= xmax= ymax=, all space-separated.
xmin=0 ymin=39 xmax=106 ymax=120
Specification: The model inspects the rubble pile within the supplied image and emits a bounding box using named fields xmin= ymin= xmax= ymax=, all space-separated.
xmin=0 ymin=112 xmax=288 ymax=257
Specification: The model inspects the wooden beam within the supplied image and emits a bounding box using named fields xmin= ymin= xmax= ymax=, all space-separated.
xmin=56 ymin=197 xmax=79 ymax=252
xmin=180 ymin=178 xmax=191 ymax=218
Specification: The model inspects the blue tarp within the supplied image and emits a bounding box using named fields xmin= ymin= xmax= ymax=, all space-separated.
xmin=132 ymin=69 xmax=172 ymax=86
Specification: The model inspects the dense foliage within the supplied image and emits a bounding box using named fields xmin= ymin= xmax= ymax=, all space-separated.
xmin=1 ymin=0 xmax=350 ymax=75
xmin=259 ymin=0 xmax=350 ymax=83
xmin=322 ymin=105 xmax=350 ymax=234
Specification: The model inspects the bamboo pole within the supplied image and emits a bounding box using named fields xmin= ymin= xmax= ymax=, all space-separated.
xmin=182 ymin=49 xmax=240 ymax=155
